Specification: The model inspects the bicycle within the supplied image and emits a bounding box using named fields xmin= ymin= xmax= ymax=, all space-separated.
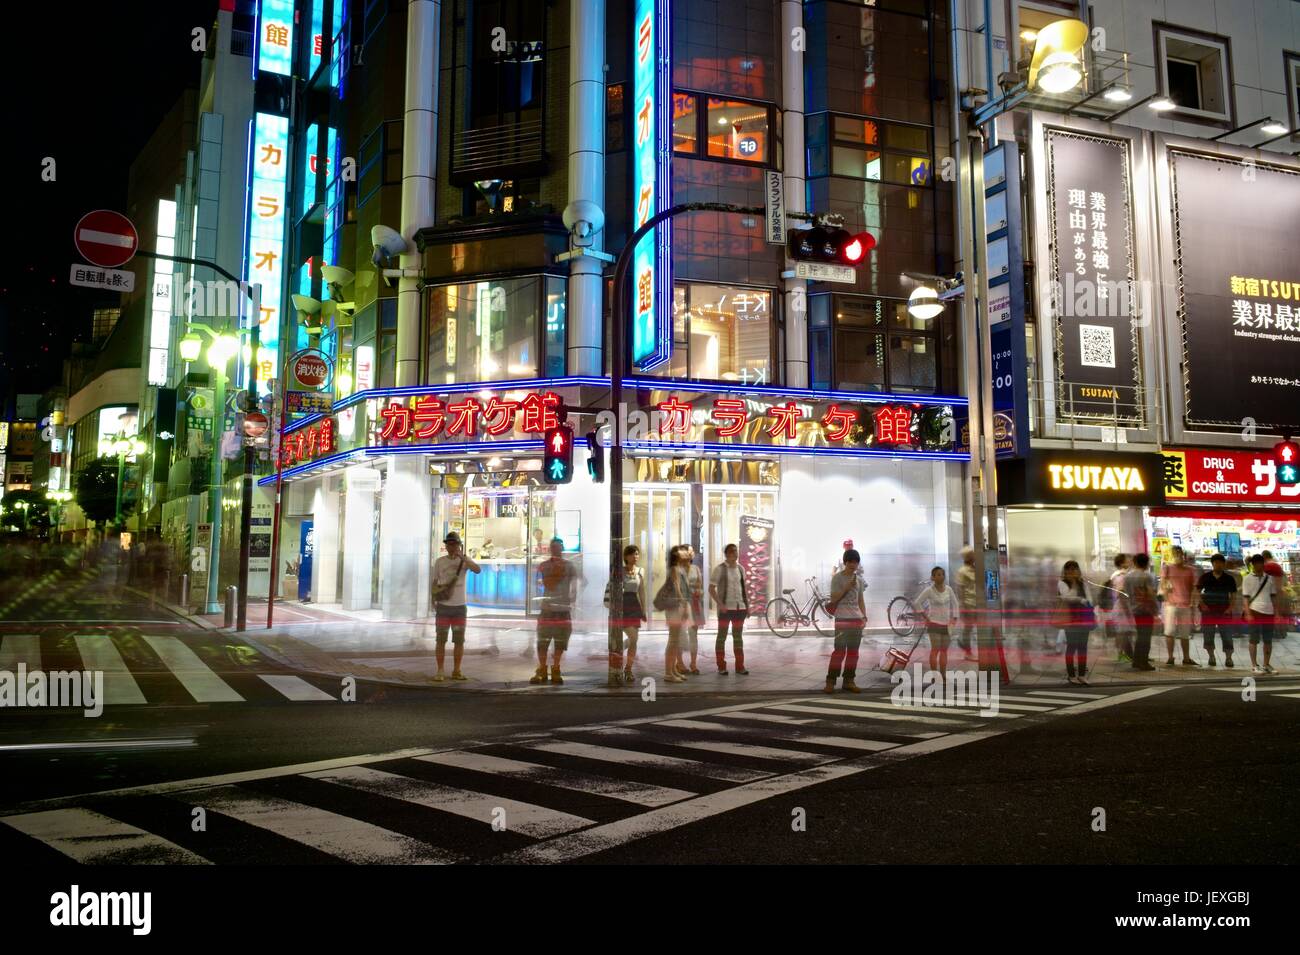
xmin=765 ymin=577 xmax=837 ymax=638
xmin=886 ymin=582 xmax=931 ymax=639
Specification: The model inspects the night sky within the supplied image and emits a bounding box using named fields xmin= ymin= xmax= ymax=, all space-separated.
xmin=0 ymin=1 xmax=219 ymax=408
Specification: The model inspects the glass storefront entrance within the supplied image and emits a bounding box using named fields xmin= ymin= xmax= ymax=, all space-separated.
xmin=703 ymin=486 xmax=778 ymax=614
xmin=626 ymin=485 xmax=689 ymax=627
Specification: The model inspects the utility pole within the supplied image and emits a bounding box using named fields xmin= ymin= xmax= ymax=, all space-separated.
xmin=236 ymin=287 xmax=262 ymax=631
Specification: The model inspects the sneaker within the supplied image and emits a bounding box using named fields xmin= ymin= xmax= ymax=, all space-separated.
xmin=689 ymin=667 xmax=700 ymax=675
xmin=1077 ymin=676 xmax=1090 ymax=686
xmin=665 ymin=672 xmax=685 ymax=683
xmin=735 ymin=667 xmax=749 ymax=675
xmin=824 ymin=681 xmax=836 ymax=694
xmin=1166 ymin=658 xmax=1176 ymax=666
xmin=529 ymin=666 xmax=548 ymax=685
xmin=1117 ymin=652 xmax=1132 ymax=665
xmin=718 ymin=667 xmax=729 ymax=674
xmin=1225 ymin=656 xmax=1234 ymax=668
xmin=433 ymin=673 xmax=446 ymax=683
xmin=1182 ymin=658 xmax=1201 ymax=667
xmin=1252 ymin=665 xmax=1265 ymax=674
xmin=1206 ymin=652 xmax=1217 ymax=667
xmin=624 ymin=668 xmax=634 ymax=683
xmin=1134 ymin=662 xmax=1157 ymax=671
xmin=451 ymin=671 xmax=468 ymax=681
xmin=1067 ymin=675 xmax=1080 ymax=685
xmin=1263 ymin=664 xmax=1276 ymax=673
xmin=842 ymin=680 xmax=861 ymax=693
xmin=550 ymin=666 xmax=564 ymax=686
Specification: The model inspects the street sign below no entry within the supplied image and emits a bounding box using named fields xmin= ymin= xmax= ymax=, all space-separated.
xmin=74 ymin=209 xmax=138 ymax=268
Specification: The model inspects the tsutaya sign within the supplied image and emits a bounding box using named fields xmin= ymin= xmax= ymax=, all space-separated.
xmin=1047 ymin=462 xmax=1147 ymax=492
xmin=997 ymin=450 xmax=1166 ymax=506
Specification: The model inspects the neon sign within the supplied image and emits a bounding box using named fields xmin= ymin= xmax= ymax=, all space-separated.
xmin=631 ymin=0 xmax=672 ymax=369
xmin=247 ymin=112 xmax=289 ymax=397
xmin=280 ymin=417 xmax=336 ymax=467
xmin=256 ymin=0 xmax=294 ymax=77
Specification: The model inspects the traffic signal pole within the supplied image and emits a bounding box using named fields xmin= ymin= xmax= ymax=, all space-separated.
xmin=235 ymin=287 xmax=261 ymax=632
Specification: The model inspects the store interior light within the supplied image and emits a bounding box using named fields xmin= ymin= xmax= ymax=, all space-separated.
xmin=1102 ymin=85 xmax=1133 ymax=103
xmin=1036 ymin=50 xmax=1083 ymax=94
xmin=1149 ymin=97 xmax=1177 ymax=112
xmin=1260 ymin=121 xmax=1289 ymax=136
xmin=907 ymin=286 xmax=944 ymax=320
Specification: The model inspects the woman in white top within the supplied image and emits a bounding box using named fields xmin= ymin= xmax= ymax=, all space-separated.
xmin=916 ymin=566 xmax=961 ymax=676
xmin=661 ymin=546 xmax=694 ymax=683
xmin=604 ymin=544 xmax=647 ymax=683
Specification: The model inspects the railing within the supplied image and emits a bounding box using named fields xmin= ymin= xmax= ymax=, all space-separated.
xmin=452 ymin=119 xmax=546 ymax=178
xmin=1024 ymin=377 xmax=1163 ymax=448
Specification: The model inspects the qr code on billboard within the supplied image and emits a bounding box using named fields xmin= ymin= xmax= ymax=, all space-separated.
xmin=1079 ymin=324 xmax=1116 ymax=369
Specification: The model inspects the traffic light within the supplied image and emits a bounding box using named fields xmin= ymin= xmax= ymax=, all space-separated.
xmin=1274 ymin=439 xmax=1300 ymax=486
xmin=543 ymin=425 xmax=574 ymax=485
xmin=787 ymin=227 xmax=876 ymax=266
xmin=585 ymin=430 xmax=605 ymax=484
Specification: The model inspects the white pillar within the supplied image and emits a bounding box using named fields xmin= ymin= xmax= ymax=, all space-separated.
xmin=381 ymin=455 xmax=431 ymax=620
xmin=565 ymin=0 xmax=607 ymax=376
xmin=781 ymin=0 xmax=809 ymax=388
xmin=396 ymin=0 xmax=440 ymax=389
xmin=340 ymin=470 xmax=378 ymax=611
xmin=310 ymin=478 xmax=340 ymax=605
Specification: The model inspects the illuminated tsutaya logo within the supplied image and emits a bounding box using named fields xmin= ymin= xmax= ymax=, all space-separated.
xmin=1047 ymin=463 xmax=1146 ymax=491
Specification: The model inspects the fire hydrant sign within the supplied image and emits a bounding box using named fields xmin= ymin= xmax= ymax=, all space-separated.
xmin=291 ymin=351 xmax=331 ymax=390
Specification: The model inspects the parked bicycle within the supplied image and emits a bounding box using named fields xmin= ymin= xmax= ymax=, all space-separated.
xmin=765 ymin=576 xmax=837 ymax=638
xmin=886 ymin=581 xmax=930 ymax=639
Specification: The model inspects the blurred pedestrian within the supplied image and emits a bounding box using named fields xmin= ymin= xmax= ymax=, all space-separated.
xmin=531 ymin=538 xmax=578 ymax=685
xmin=1124 ymin=554 xmax=1158 ymax=671
xmin=1102 ymin=553 xmax=1133 ymax=664
xmin=955 ymin=546 xmax=979 ymax=662
xmin=656 ymin=545 xmax=692 ymax=684
xmin=1160 ymin=545 xmax=1198 ymax=666
xmin=1244 ymin=554 xmax=1279 ymax=674
xmin=709 ymin=543 xmax=749 ymax=675
xmin=678 ymin=544 xmax=704 ymax=676
xmin=1057 ymin=560 xmax=1095 ymax=685
xmin=431 ymin=531 xmax=481 ymax=682
xmin=1197 ymin=553 xmax=1237 ymax=668
xmin=605 ymin=544 xmax=647 ymax=684
xmin=824 ymin=548 xmax=867 ymax=694
xmin=916 ymin=565 xmax=960 ymax=678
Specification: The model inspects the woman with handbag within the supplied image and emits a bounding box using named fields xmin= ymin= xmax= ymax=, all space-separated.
xmin=654 ymin=545 xmax=692 ymax=683
xmin=1057 ymin=560 xmax=1096 ymax=685
xmin=604 ymin=545 xmax=648 ymax=684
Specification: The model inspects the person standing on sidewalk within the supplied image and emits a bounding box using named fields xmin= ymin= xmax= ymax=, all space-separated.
xmin=1124 ymin=553 xmax=1158 ymax=671
xmin=1057 ymin=561 xmax=1095 ymax=685
xmin=1103 ymin=553 xmax=1134 ymax=664
xmin=1244 ymin=554 xmax=1279 ymax=674
xmin=1260 ymin=550 xmax=1292 ymax=638
xmin=916 ymin=565 xmax=960 ymax=679
xmin=955 ymin=546 xmax=979 ymax=662
xmin=658 ymin=546 xmax=693 ymax=684
xmin=1197 ymin=553 xmax=1237 ymax=668
xmin=1160 ymin=545 xmax=1199 ymax=667
xmin=824 ymin=548 xmax=867 ymax=694
xmin=531 ymin=538 xmax=578 ymax=685
xmin=431 ymin=531 xmax=481 ymax=682
xmin=709 ymin=543 xmax=749 ymax=675
xmin=679 ymin=544 xmax=704 ymax=676
xmin=605 ymin=544 xmax=647 ymax=684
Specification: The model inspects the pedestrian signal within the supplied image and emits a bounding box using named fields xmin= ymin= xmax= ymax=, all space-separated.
xmin=543 ymin=425 xmax=574 ymax=485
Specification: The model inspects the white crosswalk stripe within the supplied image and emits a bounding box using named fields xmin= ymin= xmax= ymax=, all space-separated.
xmin=258 ymin=674 xmax=336 ymax=701
xmin=0 ymin=686 xmax=1158 ymax=865
xmin=142 ymin=635 xmax=244 ymax=703
xmin=73 ymin=635 xmax=146 ymax=705
xmin=0 ymin=634 xmax=41 ymax=672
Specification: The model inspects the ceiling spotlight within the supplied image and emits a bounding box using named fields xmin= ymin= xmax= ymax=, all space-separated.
xmin=1037 ymin=50 xmax=1083 ymax=93
xmin=1102 ymin=85 xmax=1133 ymax=103
xmin=1260 ymin=121 xmax=1288 ymax=136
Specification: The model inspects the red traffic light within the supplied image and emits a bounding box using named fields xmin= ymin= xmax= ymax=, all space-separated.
xmin=839 ymin=231 xmax=877 ymax=265
xmin=1274 ymin=440 xmax=1299 ymax=464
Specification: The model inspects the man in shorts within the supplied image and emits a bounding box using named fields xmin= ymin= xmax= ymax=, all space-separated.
xmin=532 ymin=537 xmax=578 ymax=685
xmin=432 ymin=531 xmax=481 ymax=681
xmin=1244 ymin=554 xmax=1279 ymax=674
xmin=1160 ymin=546 xmax=1198 ymax=666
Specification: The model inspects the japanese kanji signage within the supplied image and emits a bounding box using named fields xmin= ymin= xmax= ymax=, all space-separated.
xmin=1161 ymin=448 xmax=1300 ymax=506
xmin=246 ymin=112 xmax=289 ymax=398
xmin=257 ymin=0 xmax=294 ymax=77
xmin=631 ymin=0 xmax=672 ymax=370
xmin=280 ymin=417 xmax=337 ymax=468
xmin=1044 ymin=129 xmax=1141 ymax=423
xmin=1168 ymin=151 xmax=1300 ymax=431
xmin=376 ymin=391 xmax=563 ymax=444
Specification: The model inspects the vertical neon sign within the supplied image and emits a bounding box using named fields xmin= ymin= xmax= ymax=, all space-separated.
xmin=256 ymin=0 xmax=294 ymax=77
xmin=631 ymin=0 xmax=672 ymax=370
xmin=247 ymin=113 xmax=289 ymax=396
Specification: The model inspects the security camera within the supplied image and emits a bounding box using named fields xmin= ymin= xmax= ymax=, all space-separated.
xmin=370 ymin=224 xmax=410 ymax=269
xmin=562 ymin=200 xmax=605 ymax=247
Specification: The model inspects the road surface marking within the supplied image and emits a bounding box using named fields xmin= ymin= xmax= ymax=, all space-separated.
xmin=73 ymin=635 xmax=146 ymax=705
xmin=768 ymin=703 xmax=973 ymax=725
xmin=666 ymin=739 xmax=837 ymax=764
xmin=259 ymin=674 xmax=336 ymax=701
xmin=817 ymin=698 xmax=1019 ymax=719
xmin=1278 ymin=692 xmax=1300 ymax=699
xmin=304 ymin=765 xmax=593 ymax=838
xmin=495 ymin=729 xmax=1006 ymax=864
xmin=1041 ymin=685 xmax=1176 ymax=715
xmin=1206 ymin=682 xmax=1300 ymax=693
xmin=142 ymin=635 xmax=244 ymax=703
xmin=712 ymin=711 xmax=818 ymax=726
xmin=1026 ymin=689 xmax=1105 ymax=700
xmin=416 ymin=751 xmax=693 ymax=807
xmin=1 ymin=808 xmax=209 ymax=865
xmin=172 ymin=786 xmax=457 ymax=864
xmin=552 ymin=697 xmax=812 ymax=733
xmin=0 ymin=634 xmax=41 ymax=672
xmin=0 ymin=738 xmax=195 ymax=753
xmin=523 ymin=740 xmax=770 ymax=783
xmin=651 ymin=720 xmax=901 ymax=753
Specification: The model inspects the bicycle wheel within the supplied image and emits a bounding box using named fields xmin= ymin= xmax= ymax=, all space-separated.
xmin=887 ymin=596 xmax=920 ymax=639
xmin=765 ymin=597 xmax=801 ymax=638
xmin=810 ymin=599 xmax=834 ymax=636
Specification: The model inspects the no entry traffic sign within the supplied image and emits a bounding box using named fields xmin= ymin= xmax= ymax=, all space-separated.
xmin=74 ymin=210 xmax=138 ymax=268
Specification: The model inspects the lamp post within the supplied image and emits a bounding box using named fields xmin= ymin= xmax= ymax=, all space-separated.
xmin=47 ymin=489 xmax=72 ymax=540
xmin=110 ymin=435 xmax=147 ymax=528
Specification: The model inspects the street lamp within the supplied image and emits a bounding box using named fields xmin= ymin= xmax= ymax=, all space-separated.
xmin=46 ymin=489 xmax=72 ymax=539
xmin=1026 ymin=18 xmax=1088 ymax=95
xmin=110 ymin=434 xmax=147 ymax=527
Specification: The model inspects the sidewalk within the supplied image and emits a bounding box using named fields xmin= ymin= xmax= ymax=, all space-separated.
xmin=162 ymin=594 xmax=1300 ymax=694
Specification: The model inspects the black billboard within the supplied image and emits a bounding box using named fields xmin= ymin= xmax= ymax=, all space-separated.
xmin=996 ymin=450 xmax=1166 ymax=508
xmin=1045 ymin=129 xmax=1141 ymax=423
xmin=1170 ymin=151 xmax=1300 ymax=431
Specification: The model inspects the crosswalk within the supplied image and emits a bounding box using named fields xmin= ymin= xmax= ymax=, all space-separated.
xmin=1205 ymin=681 xmax=1300 ymax=700
xmin=0 ymin=632 xmax=344 ymax=707
xmin=0 ymin=686 xmax=1158 ymax=864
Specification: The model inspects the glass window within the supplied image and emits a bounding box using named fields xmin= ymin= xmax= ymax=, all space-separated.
xmin=425 ymin=276 xmax=553 ymax=384
xmin=811 ymin=294 xmax=941 ymax=394
xmin=706 ymin=98 xmax=769 ymax=162
xmin=836 ymin=330 xmax=886 ymax=391
xmin=543 ymin=276 xmax=567 ymax=377
xmin=808 ymin=112 xmax=933 ymax=186
xmin=889 ymin=334 xmax=937 ymax=393
xmin=673 ymin=92 xmax=697 ymax=154
xmin=606 ymin=83 xmax=626 ymax=153
xmin=651 ymin=283 xmax=774 ymax=383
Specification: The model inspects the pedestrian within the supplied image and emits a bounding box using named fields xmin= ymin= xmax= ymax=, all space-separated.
xmin=824 ymin=548 xmax=867 ymax=694
xmin=605 ymin=544 xmax=647 ymax=684
xmin=531 ymin=537 xmax=578 ymax=685
xmin=1260 ymin=550 xmax=1292 ymax=637
xmin=1124 ymin=553 xmax=1158 ymax=671
xmin=709 ymin=543 xmax=749 ymax=675
xmin=1244 ymin=554 xmax=1279 ymax=674
xmin=430 ymin=531 xmax=481 ymax=682
xmin=954 ymin=546 xmax=979 ymax=662
xmin=1197 ymin=553 xmax=1237 ymax=668
xmin=678 ymin=544 xmax=704 ymax=676
xmin=1102 ymin=553 xmax=1134 ymax=664
xmin=1056 ymin=560 xmax=1095 ymax=685
xmin=915 ymin=565 xmax=960 ymax=678
xmin=1160 ymin=545 xmax=1199 ymax=666
xmin=654 ymin=545 xmax=693 ymax=683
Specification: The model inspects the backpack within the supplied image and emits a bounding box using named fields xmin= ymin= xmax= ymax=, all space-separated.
xmin=1097 ymin=578 xmax=1117 ymax=612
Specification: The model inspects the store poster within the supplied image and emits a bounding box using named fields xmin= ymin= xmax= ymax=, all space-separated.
xmin=298 ymin=520 xmax=315 ymax=601
xmin=738 ymin=515 xmax=774 ymax=615
xmin=1169 ymin=152 xmax=1300 ymax=431
xmin=1044 ymin=129 xmax=1141 ymax=422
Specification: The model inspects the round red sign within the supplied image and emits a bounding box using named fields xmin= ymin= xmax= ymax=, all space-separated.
xmin=243 ymin=412 xmax=270 ymax=438
xmin=74 ymin=209 xmax=139 ymax=268
xmin=292 ymin=353 xmax=330 ymax=389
